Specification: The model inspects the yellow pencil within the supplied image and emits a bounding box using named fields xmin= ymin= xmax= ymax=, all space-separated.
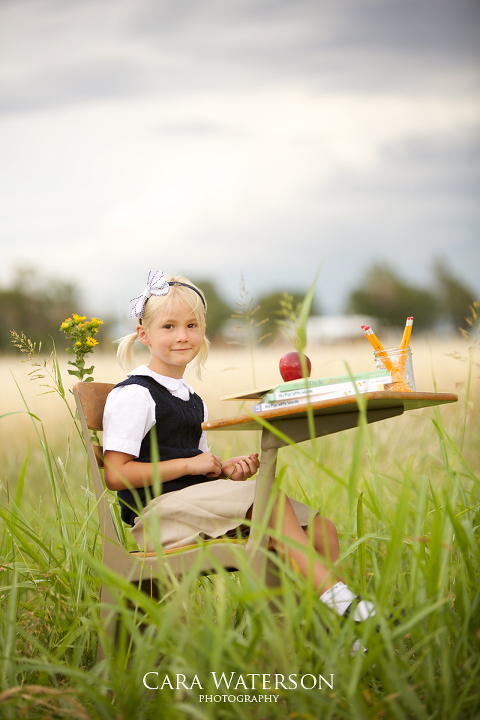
xmin=362 ymin=325 xmax=396 ymax=374
xmin=398 ymin=317 xmax=413 ymax=371
xmin=400 ymin=317 xmax=413 ymax=350
xmin=361 ymin=325 xmax=383 ymax=352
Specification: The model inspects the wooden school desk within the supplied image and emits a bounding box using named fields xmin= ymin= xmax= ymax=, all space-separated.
xmin=202 ymin=391 xmax=458 ymax=556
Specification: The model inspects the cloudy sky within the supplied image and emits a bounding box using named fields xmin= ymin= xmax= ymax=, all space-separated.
xmin=1 ymin=0 xmax=479 ymax=321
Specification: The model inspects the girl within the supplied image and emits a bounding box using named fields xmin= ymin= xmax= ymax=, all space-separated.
xmin=103 ymin=271 xmax=375 ymax=623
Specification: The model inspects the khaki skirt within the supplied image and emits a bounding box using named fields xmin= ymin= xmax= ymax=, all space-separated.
xmin=130 ymin=478 xmax=316 ymax=551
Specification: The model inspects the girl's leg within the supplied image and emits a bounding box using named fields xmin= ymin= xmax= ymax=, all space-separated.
xmin=269 ymin=492 xmax=375 ymax=622
xmin=310 ymin=515 xmax=340 ymax=566
xmin=269 ymin=491 xmax=340 ymax=594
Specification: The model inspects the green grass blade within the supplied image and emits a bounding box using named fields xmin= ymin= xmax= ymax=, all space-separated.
xmin=356 ymin=492 xmax=366 ymax=594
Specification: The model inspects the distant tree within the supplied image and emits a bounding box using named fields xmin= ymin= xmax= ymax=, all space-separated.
xmin=256 ymin=290 xmax=321 ymax=344
xmin=433 ymin=258 xmax=476 ymax=330
xmin=0 ymin=267 xmax=82 ymax=353
xmin=190 ymin=279 xmax=232 ymax=338
xmin=346 ymin=264 xmax=438 ymax=330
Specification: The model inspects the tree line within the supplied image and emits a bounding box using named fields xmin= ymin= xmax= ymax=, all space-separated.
xmin=345 ymin=260 xmax=476 ymax=332
xmin=0 ymin=261 xmax=476 ymax=354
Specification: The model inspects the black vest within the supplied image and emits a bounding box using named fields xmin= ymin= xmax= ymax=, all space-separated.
xmin=114 ymin=375 xmax=213 ymax=526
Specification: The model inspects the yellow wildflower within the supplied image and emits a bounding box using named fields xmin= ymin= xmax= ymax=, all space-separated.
xmin=60 ymin=313 xmax=103 ymax=381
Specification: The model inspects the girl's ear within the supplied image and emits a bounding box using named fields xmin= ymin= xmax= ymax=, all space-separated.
xmin=137 ymin=324 xmax=150 ymax=347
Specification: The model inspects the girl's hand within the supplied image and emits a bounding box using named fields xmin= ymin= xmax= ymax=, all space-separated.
xmin=222 ymin=453 xmax=260 ymax=481
xmin=188 ymin=452 xmax=223 ymax=478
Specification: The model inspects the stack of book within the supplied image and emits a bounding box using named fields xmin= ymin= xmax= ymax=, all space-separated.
xmin=253 ymin=370 xmax=392 ymax=413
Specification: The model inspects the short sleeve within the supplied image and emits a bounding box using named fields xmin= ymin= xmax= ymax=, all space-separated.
xmin=103 ymin=385 xmax=156 ymax=457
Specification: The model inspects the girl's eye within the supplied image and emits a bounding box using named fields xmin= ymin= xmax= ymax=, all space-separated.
xmin=163 ymin=324 xmax=174 ymax=329
xmin=188 ymin=323 xmax=198 ymax=328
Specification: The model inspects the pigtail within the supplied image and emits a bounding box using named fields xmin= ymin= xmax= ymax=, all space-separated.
xmin=187 ymin=334 xmax=210 ymax=380
xmin=116 ymin=331 xmax=138 ymax=372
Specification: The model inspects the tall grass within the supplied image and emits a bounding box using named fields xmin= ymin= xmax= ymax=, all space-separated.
xmin=0 ymin=343 xmax=479 ymax=719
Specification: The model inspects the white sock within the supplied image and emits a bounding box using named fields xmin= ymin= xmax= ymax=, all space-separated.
xmin=320 ymin=582 xmax=375 ymax=621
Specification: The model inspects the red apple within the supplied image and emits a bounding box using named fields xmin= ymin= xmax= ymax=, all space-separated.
xmin=279 ymin=352 xmax=312 ymax=382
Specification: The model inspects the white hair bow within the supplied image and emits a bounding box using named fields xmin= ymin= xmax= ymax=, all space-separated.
xmin=130 ymin=271 xmax=169 ymax=318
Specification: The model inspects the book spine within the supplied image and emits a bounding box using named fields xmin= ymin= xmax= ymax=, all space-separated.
xmin=253 ymin=397 xmax=309 ymax=412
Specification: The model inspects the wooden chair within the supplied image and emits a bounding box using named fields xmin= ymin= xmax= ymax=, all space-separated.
xmin=73 ymin=382 xmax=280 ymax=660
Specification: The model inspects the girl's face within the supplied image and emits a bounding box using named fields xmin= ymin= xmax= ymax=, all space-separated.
xmin=137 ymin=300 xmax=203 ymax=378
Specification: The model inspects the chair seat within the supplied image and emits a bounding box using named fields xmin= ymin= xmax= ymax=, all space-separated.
xmin=130 ymin=536 xmax=278 ymax=559
xmin=130 ymin=537 xmax=248 ymax=558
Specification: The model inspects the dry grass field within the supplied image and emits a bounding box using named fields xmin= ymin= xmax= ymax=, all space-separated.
xmin=1 ymin=333 xmax=477 ymax=496
xmin=1 ymin=334 xmax=473 ymax=434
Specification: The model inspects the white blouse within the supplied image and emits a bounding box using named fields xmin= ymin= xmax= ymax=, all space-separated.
xmin=103 ymin=365 xmax=209 ymax=458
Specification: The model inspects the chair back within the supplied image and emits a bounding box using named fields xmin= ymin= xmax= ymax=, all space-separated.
xmin=73 ymin=382 xmax=119 ymax=546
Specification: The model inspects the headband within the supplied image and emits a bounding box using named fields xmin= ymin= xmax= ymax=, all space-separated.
xmin=130 ymin=271 xmax=206 ymax=320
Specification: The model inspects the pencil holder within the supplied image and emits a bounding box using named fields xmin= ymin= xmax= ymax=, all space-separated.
xmin=374 ymin=347 xmax=416 ymax=392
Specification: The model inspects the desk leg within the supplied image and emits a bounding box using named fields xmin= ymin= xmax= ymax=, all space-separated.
xmin=246 ymin=429 xmax=282 ymax=582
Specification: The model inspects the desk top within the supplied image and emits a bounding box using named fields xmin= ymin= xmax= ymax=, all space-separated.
xmin=202 ymin=391 xmax=458 ymax=432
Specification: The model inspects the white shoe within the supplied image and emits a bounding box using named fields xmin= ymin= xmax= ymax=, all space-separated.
xmin=344 ymin=596 xmax=376 ymax=623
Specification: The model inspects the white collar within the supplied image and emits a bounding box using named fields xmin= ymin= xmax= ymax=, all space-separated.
xmin=128 ymin=365 xmax=195 ymax=395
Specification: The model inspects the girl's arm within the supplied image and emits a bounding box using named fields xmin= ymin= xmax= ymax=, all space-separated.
xmin=103 ymin=450 xmax=224 ymax=491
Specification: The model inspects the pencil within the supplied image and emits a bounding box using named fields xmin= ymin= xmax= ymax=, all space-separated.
xmin=361 ymin=325 xmax=384 ymax=352
xmin=400 ymin=317 xmax=413 ymax=350
xmin=398 ymin=317 xmax=413 ymax=371
xmin=361 ymin=325 xmax=396 ymax=374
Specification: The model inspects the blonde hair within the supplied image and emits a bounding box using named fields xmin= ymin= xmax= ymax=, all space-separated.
xmin=116 ymin=275 xmax=209 ymax=378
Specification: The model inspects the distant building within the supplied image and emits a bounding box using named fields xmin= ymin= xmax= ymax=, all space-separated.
xmin=306 ymin=315 xmax=379 ymax=344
